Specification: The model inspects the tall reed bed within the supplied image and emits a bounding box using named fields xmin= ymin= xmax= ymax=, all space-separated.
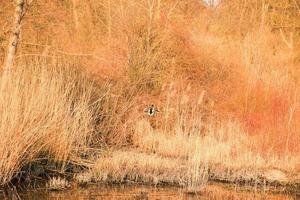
xmin=0 ymin=61 xmax=99 ymax=185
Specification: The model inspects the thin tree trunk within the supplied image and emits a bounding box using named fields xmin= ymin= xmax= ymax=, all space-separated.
xmin=4 ymin=0 xmax=26 ymax=72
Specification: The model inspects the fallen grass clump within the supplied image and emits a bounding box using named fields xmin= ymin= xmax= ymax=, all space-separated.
xmin=46 ymin=177 xmax=71 ymax=191
xmin=0 ymin=62 xmax=99 ymax=186
xmin=91 ymin=150 xmax=208 ymax=189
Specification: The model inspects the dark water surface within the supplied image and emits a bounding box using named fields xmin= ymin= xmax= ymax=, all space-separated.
xmin=18 ymin=184 xmax=298 ymax=200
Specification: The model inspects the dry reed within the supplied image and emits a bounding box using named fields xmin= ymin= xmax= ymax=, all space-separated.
xmin=0 ymin=61 xmax=99 ymax=185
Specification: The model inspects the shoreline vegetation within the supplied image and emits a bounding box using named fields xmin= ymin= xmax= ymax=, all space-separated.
xmin=0 ymin=63 xmax=298 ymax=197
xmin=0 ymin=0 xmax=300 ymax=198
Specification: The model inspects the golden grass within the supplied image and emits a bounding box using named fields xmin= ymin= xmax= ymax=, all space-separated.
xmin=88 ymin=119 xmax=299 ymax=191
xmin=0 ymin=61 xmax=99 ymax=185
xmin=92 ymin=150 xmax=188 ymax=185
xmin=88 ymin=87 xmax=299 ymax=191
xmin=90 ymin=150 xmax=207 ymax=189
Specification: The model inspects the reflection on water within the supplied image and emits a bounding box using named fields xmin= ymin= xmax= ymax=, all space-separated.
xmin=19 ymin=184 xmax=297 ymax=200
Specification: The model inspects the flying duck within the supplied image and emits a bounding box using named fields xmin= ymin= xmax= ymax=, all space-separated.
xmin=144 ymin=104 xmax=159 ymax=116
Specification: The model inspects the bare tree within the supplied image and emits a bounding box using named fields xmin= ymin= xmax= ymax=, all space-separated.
xmin=3 ymin=0 xmax=27 ymax=72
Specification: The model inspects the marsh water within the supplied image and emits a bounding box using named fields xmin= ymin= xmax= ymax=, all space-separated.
xmin=17 ymin=184 xmax=298 ymax=200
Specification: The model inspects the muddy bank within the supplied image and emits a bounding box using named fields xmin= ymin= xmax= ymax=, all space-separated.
xmin=2 ymin=154 xmax=299 ymax=198
xmin=82 ymin=150 xmax=300 ymax=194
xmin=208 ymin=166 xmax=300 ymax=194
xmin=10 ymin=184 xmax=299 ymax=200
